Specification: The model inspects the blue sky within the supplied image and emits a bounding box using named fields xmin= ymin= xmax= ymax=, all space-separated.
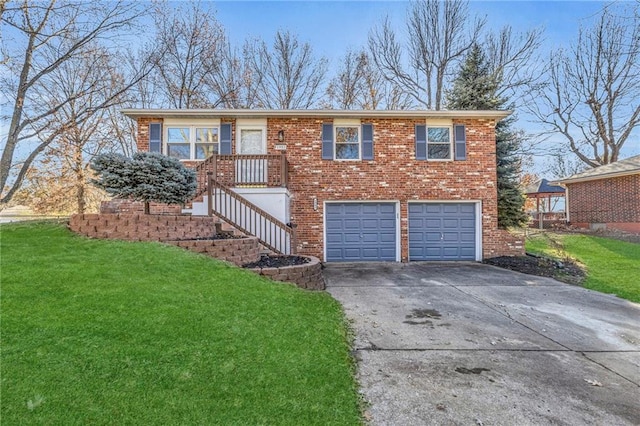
xmin=214 ymin=1 xmax=607 ymax=58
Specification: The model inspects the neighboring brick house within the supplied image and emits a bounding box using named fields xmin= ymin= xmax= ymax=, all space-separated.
xmin=121 ymin=109 xmax=523 ymax=261
xmin=555 ymin=155 xmax=640 ymax=233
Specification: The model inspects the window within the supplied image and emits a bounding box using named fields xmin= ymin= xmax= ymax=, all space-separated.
xmin=167 ymin=127 xmax=190 ymax=160
xmin=416 ymin=123 xmax=465 ymax=161
xmin=427 ymin=127 xmax=452 ymax=160
xmin=322 ymin=123 xmax=374 ymax=161
xmin=195 ymin=127 xmax=219 ymax=159
xmin=335 ymin=126 xmax=360 ymax=160
xmin=165 ymin=125 xmax=219 ymax=160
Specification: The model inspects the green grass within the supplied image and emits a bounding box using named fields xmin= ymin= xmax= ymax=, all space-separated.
xmin=1 ymin=222 xmax=362 ymax=425
xmin=526 ymin=232 xmax=640 ymax=303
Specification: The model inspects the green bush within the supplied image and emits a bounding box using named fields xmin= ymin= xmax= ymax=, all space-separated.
xmin=92 ymin=152 xmax=196 ymax=213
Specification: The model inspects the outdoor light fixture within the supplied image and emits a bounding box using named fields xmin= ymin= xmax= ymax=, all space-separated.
xmin=313 ymin=197 xmax=318 ymax=211
xmin=278 ymin=130 xmax=285 ymax=142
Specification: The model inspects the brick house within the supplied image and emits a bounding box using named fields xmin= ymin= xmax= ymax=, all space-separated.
xmin=121 ymin=109 xmax=523 ymax=261
xmin=555 ymin=155 xmax=640 ymax=233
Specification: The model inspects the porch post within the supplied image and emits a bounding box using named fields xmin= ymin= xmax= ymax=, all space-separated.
xmin=211 ymin=154 xmax=217 ymax=181
xmin=207 ymin=172 xmax=213 ymax=216
xmin=281 ymin=154 xmax=287 ymax=187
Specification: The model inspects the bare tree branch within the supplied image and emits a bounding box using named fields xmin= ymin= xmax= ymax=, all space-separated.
xmin=245 ymin=30 xmax=328 ymax=109
xmin=1 ymin=0 xmax=153 ymax=206
xmin=528 ymin=3 xmax=639 ymax=168
xmin=369 ymin=0 xmax=484 ymax=109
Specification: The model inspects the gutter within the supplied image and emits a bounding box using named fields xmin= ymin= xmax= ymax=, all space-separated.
xmin=120 ymin=108 xmax=512 ymax=121
xmin=552 ymin=169 xmax=640 ymax=186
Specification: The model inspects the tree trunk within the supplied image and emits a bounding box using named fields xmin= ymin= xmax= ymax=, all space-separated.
xmin=76 ymin=182 xmax=86 ymax=214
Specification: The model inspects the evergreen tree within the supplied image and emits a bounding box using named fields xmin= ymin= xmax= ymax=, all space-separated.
xmin=446 ymin=44 xmax=528 ymax=228
xmin=91 ymin=152 xmax=197 ymax=214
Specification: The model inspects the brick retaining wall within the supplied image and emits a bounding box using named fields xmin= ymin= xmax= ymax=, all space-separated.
xmin=69 ymin=213 xmax=218 ymax=241
xmin=166 ymin=238 xmax=260 ymax=266
xmin=247 ymin=256 xmax=325 ymax=290
xmin=68 ymin=213 xmax=323 ymax=290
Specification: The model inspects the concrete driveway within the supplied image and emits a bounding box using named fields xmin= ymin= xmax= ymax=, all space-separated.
xmin=325 ymin=262 xmax=640 ymax=425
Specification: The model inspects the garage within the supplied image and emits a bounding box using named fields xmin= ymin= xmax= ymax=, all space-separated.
xmin=325 ymin=202 xmax=398 ymax=262
xmin=408 ymin=202 xmax=477 ymax=261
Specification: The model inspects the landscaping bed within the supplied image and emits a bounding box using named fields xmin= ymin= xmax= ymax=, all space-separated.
xmin=484 ymin=254 xmax=585 ymax=285
xmin=486 ymin=231 xmax=640 ymax=303
xmin=244 ymin=254 xmax=310 ymax=268
xmin=244 ymin=255 xmax=325 ymax=290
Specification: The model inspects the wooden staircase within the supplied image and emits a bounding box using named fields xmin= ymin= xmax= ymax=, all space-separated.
xmin=205 ymin=176 xmax=295 ymax=255
xmin=187 ymin=154 xmax=294 ymax=255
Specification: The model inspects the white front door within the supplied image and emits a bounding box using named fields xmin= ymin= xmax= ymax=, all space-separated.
xmin=237 ymin=126 xmax=267 ymax=184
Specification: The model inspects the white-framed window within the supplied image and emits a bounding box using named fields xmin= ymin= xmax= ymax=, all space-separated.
xmin=165 ymin=121 xmax=219 ymax=160
xmin=427 ymin=126 xmax=452 ymax=160
xmin=335 ymin=125 xmax=360 ymax=160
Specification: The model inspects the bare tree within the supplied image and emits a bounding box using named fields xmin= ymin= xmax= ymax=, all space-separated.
xmin=1 ymin=0 xmax=153 ymax=207
xmin=39 ymin=45 xmax=131 ymax=214
xmin=208 ymin=44 xmax=260 ymax=109
xmin=326 ymin=49 xmax=366 ymax=109
xmin=529 ymin=4 xmax=640 ymax=167
xmin=545 ymin=151 xmax=587 ymax=180
xmin=152 ymin=2 xmax=227 ymax=108
xmin=246 ymin=30 xmax=328 ymax=109
xmin=369 ymin=0 xmax=483 ymax=110
xmin=326 ymin=49 xmax=414 ymax=110
xmin=484 ymin=26 xmax=543 ymax=106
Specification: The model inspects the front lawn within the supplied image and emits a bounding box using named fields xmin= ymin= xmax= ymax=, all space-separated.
xmin=0 ymin=222 xmax=361 ymax=425
xmin=526 ymin=232 xmax=640 ymax=303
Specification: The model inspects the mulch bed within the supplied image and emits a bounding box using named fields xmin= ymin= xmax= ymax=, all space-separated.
xmin=484 ymin=254 xmax=586 ymax=285
xmin=244 ymin=255 xmax=310 ymax=269
xmin=173 ymin=233 xmax=245 ymax=241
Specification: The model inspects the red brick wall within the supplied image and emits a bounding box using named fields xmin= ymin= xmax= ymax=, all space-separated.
xmin=69 ymin=213 xmax=218 ymax=241
xmin=135 ymin=116 xmax=524 ymax=260
xmin=136 ymin=117 xmax=163 ymax=152
xmin=265 ymin=116 xmax=517 ymax=260
xmin=567 ymin=175 xmax=640 ymax=227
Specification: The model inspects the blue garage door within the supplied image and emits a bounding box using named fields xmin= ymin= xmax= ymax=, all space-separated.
xmin=325 ymin=203 xmax=397 ymax=261
xmin=408 ymin=203 xmax=476 ymax=261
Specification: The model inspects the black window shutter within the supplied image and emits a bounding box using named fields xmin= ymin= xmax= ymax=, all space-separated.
xmin=415 ymin=125 xmax=427 ymax=160
xmin=361 ymin=123 xmax=374 ymax=160
xmin=220 ymin=123 xmax=232 ymax=155
xmin=454 ymin=124 xmax=466 ymax=160
xmin=149 ymin=123 xmax=162 ymax=153
xmin=322 ymin=123 xmax=333 ymax=160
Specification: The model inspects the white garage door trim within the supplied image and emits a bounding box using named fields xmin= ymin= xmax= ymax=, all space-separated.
xmin=407 ymin=200 xmax=482 ymax=261
xmin=324 ymin=200 xmax=401 ymax=262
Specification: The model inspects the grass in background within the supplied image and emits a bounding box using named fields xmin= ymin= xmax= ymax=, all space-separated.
xmin=1 ymin=222 xmax=361 ymax=425
xmin=526 ymin=232 xmax=640 ymax=303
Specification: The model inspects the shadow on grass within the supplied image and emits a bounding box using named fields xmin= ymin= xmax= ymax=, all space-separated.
xmin=586 ymin=235 xmax=640 ymax=262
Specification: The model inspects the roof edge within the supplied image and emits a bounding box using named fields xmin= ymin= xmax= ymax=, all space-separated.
xmin=120 ymin=108 xmax=512 ymax=120
xmin=553 ymin=169 xmax=640 ymax=185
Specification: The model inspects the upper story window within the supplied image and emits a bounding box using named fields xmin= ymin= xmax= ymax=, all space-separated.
xmin=427 ymin=127 xmax=452 ymax=160
xmin=164 ymin=120 xmax=220 ymax=160
xmin=322 ymin=121 xmax=374 ymax=161
xmin=335 ymin=126 xmax=360 ymax=160
xmin=416 ymin=121 xmax=465 ymax=161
